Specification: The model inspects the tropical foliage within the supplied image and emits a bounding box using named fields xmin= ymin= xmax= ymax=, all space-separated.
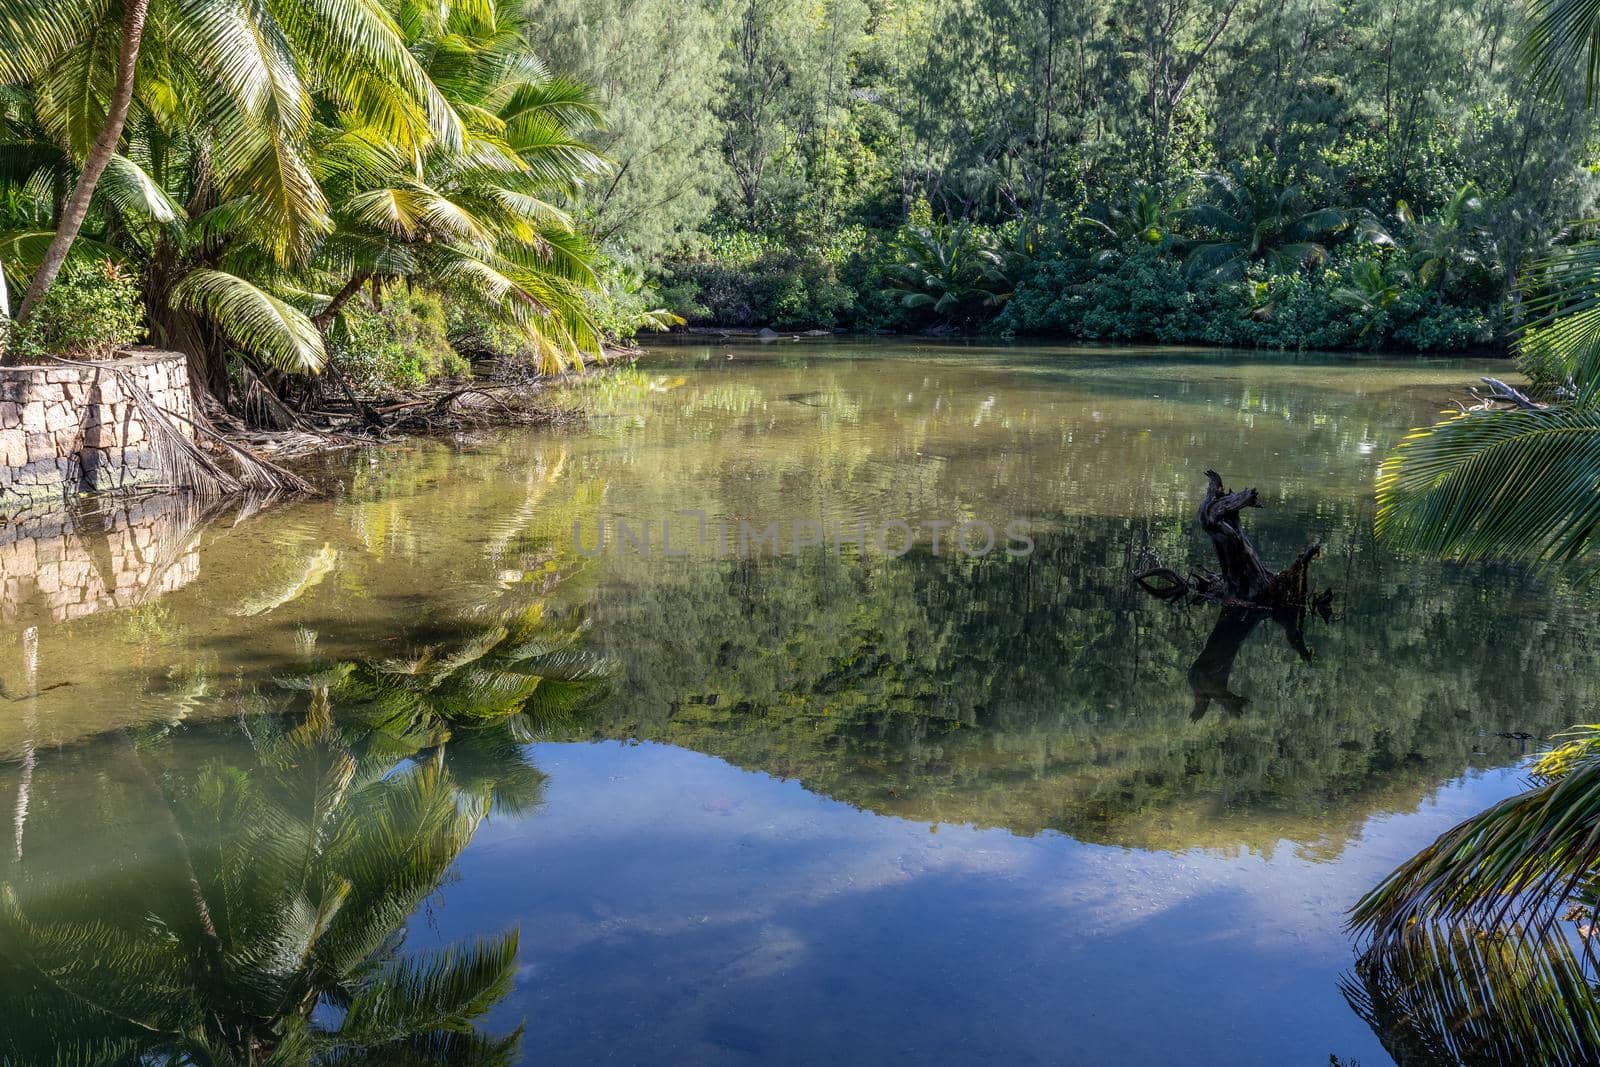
xmin=1352 ymin=726 xmax=1600 ymax=941
xmin=509 ymin=0 xmax=1597 ymax=349
xmin=1344 ymin=924 xmax=1600 ymax=1065
xmin=1374 ymin=0 xmax=1600 ymax=563
xmin=0 ymin=0 xmax=611 ymax=408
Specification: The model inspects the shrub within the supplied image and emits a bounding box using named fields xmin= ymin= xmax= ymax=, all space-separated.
xmin=661 ymin=248 xmax=853 ymax=330
xmin=586 ymin=261 xmax=684 ymax=344
xmin=999 ymin=241 xmax=1497 ymax=353
xmin=4 ymin=259 xmax=144 ymax=362
xmin=331 ymin=286 xmax=467 ymax=391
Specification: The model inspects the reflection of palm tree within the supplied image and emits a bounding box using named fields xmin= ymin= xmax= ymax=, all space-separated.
xmin=0 ymin=712 xmax=522 ymax=1065
xmin=1343 ymin=926 xmax=1600 ymax=1066
xmin=0 ymin=609 xmax=605 ymax=1065
xmin=306 ymin=601 xmax=606 ymax=750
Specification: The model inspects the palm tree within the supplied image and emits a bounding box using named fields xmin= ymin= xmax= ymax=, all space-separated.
xmin=1352 ymin=725 xmax=1600 ymax=942
xmin=1076 ymin=181 xmax=1190 ymax=258
xmin=0 ymin=0 xmax=609 ymax=396
xmin=1181 ymin=161 xmax=1346 ymax=280
xmin=880 ymin=221 xmax=1025 ymax=327
xmin=1402 ymin=183 xmax=1488 ymax=292
xmin=313 ymin=0 xmax=610 ymax=373
xmin=1332 ymin=258 xmax=1412 ymax=337
xmin=0 ymin=0 xmax=458 ymax=352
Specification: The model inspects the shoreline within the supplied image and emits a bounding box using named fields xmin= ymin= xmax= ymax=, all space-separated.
xmin=664 ymin=326 xmax=1511 ymax=359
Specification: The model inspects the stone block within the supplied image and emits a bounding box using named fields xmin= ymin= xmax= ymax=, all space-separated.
xmin=84 ymin=422 xmax=119 ymax=449
xmin=90 ymin=378 xmax=122 ymax=405
xmin=0 ymin=428 xmax=24 ymax=467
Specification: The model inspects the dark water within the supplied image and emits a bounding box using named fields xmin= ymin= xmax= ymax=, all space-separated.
xmin=0 ymin=340 xmax=1590 ymax=1064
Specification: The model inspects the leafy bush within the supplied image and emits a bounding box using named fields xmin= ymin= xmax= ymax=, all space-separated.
xmin=879 ymin=220 xmax=1025 ymax=328
xmin=331 ymin=286 xmax=466 ymax=391
xmin=445 ymin=302 xmax=530 ymax=364
xmin=999 ymin=242 xmax=1495 ymax=353
xmin=4 ymin=259 xmax=144 ymax=362
xmin=587 ymin=261 xmax=684 ymax=344
xmin=661 ymin=247 xmax=854 ymax=330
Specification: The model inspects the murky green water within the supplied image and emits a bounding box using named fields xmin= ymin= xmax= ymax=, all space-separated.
xmin=0 ymin=340 xmax=1591 ymax=1064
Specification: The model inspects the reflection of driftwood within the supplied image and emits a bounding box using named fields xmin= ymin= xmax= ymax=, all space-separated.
xmin=1185 ymin=599 xmax=1329 ymax=721
xmin=1134 ymin=469 xmax=1335 ymax=721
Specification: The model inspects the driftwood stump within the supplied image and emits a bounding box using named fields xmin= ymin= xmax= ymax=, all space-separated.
xmin=1133 ymin=469 xmax=1334 ymax=720
xmin=1134 ymin=469 xmax=1327 ymax=612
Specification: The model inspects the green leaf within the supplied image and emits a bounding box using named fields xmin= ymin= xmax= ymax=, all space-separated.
xmin=1375 ymin=406 xmax=1600 ymax=563
xmin=174 ymin=268 xmax=327 ymax=374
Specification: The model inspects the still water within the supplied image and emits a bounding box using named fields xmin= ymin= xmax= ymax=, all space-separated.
xmin=0 ymin=340 xmax=1591 ymax=1064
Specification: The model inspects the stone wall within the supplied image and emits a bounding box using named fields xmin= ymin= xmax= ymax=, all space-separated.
xmin=0 ymin=348 xmax=194 ymax=504
xmin=0 ymin=495 xmax=205 ymax=624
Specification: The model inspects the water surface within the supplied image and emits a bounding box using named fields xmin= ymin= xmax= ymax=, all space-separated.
xmin=0 ymin=340 xmax=1590 ymax=1065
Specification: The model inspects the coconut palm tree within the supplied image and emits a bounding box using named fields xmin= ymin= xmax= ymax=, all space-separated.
xmin=0 ymin=0 xmax=459 ymax=345
xmin=313 ymin=0 xmax=610 ymax=373
xmin=0 ymin=0 xmax=609 ymax=396
xmin=1181 ymin=161 xmax=1346 ymax=280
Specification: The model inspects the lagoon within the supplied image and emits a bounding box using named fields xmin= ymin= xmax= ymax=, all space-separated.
xmin=0 ymin=340 xmax=1585 ymax=1065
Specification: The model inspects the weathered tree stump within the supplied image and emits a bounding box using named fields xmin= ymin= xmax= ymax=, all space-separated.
xmin=1134 ymin=469 xmax=1327 ymax=613
xmin=1133 ymin=469 xmax=1334 ymax=720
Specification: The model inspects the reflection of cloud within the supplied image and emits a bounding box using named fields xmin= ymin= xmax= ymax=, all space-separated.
xmin=440 ymin=740 xmax=1537 ymax=1066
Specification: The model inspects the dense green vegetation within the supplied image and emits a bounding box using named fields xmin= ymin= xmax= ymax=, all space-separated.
xmin=1355 ymin=2 xmax=1600 ymax=987
xmin=5 ymin=0 xmax=1598 ymax=421
xmin=539 ymin=0 xmax=1597 ymax=351
xmin=0 ymin=0 xmax=613 ymax=408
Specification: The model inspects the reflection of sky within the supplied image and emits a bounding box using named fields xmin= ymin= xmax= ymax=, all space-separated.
xmin=414 ymin=740 xmax=1529 ymax=1066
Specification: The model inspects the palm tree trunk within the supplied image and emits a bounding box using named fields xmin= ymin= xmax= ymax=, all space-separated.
xmin=311 ymin=272 xmax=371 ymax=332
xmin=12 ymin=0 xmax=152 ymax=333
xmin=312 ymin=272 xmax=386 ymax=428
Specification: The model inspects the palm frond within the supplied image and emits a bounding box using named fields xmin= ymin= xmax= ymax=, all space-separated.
xmin=1343 ymin=925 xmax=1600 ymax=1065
xmin=97 ymin=153 xmax=182 ymax=224
xmin=1375 ymin=406 xmax=1600 ymax=562
xmin=174 ymin=268 xmax=327 ymax=374
xmin=0 ymin=0 xmax=106 ymax=84
xmin=1351 ymin=726 xmax=1600 ymax=940
xmin=336 ymin=930 xmax=519 ymax=1043
xmin=1525 ymin=0 xmax=1600 ymax=102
